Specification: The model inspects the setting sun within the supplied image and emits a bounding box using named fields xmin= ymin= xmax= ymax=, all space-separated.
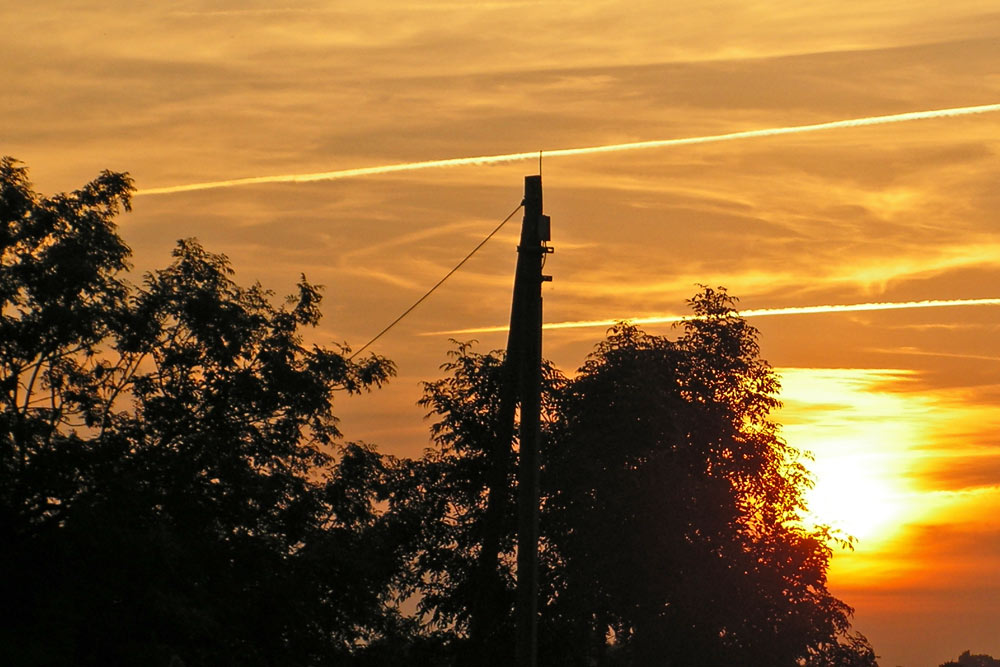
xmin=804 ymin=451 xmax=908 ymax=544
xmin=778 ymin=368 xmax=925 ymax=548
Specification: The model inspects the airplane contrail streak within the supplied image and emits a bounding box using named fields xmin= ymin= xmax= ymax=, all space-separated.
xmin=424 ymin=298 xmax=1000 ymax=336
xmin=136 ymin=103 xmax=1000 ymax=196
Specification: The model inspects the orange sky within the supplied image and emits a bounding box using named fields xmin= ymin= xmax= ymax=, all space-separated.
xmin=5 ymin=2 xmax=1000 ymax=664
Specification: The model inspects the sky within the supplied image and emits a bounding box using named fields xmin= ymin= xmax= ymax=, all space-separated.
xmin=4 ymin=1 xmax=1000 ymax=664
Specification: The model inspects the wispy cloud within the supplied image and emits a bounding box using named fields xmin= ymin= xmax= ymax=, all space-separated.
xmin=135 ymin=103 xmax=1000 ymax=196
xmin=425 ymin=298 xmax=1000 ymax=335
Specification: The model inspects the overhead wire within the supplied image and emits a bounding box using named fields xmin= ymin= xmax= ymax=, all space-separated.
xmin=349 ymin=201 xmax=524 ymax=359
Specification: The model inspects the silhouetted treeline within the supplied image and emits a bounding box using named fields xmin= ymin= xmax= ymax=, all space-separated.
xmin=1 ymin=160 xmax=876 ymax=666
xmin=941 ymin=651 xmax=1000 ymax=667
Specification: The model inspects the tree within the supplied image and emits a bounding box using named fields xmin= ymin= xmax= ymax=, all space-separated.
xmin=541 ymin=289 xmax=874 ymax=666
xmin=0 ymin=159 xmax=398 ymax=666
xmin=385 ymin=342 xmax=562 ymax=666
xmin=401 ymin=287 xmax=876 ymax=666
xmin=940 ymin=650 xmax=1000 ymax=667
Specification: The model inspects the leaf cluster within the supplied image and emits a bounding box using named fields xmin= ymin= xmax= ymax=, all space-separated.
xmin=1 ymin=160 xmax=399 ymax=666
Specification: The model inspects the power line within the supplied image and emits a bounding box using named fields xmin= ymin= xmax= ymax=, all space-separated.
xmin=350 ymin=201 xmax=524 ymax=359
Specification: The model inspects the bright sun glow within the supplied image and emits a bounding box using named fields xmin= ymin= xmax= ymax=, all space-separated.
xmin=778 ymin=368 xmax=926 ymax=549
xmin=803 ymin=451 xmax=908 ymax=543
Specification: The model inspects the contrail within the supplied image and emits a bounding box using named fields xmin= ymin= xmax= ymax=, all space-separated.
xmin=136 ymin=103 xmax=1000 ymax=196
xmin=424 ymin=298 xmax=1000 ymax=336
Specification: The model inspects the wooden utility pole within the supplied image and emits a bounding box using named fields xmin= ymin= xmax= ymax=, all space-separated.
xmin=513 ymin=175 xmax=549 ymax=667
xmin=465 ymin=175 xmax=550 ymax=667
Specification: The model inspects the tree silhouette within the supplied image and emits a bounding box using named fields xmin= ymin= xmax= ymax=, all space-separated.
xmin=0 ymin=159 xmax=397 ymax=666
xmin=542 ymin=289 xmax=874 ymax=666
xmin=387 ymin=342 xmax=562 ymax=665
xmin=405 ymin=288 xmax=876 ymax=666
xmin=2 ymin=158 xmax=882 ymax=665
xmin=940 ymin=650 xmax=1000 ymax=667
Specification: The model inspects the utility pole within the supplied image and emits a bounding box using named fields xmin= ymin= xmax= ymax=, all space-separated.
xmin=513 ymin=175 xmax=550 ymax=667
xmin=465 ymin=175 xmax=550 ymax=667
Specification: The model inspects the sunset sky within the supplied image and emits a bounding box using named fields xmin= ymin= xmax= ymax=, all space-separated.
xmin=5 ymin=2 xmax=1000 ymax=664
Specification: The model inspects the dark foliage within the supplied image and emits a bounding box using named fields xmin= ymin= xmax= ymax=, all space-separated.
xmin=382 ymin=342 xmax=563 ymax=665
xmin=2 ymin=157 xmax=882 ymax=666
xmin=402 ymin=288 xmax=877 ymax=666
xmin=0 ymin=159 xmax=398 ymax=666
xmin=941 ymin=650 xmax=1000 ymax=667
